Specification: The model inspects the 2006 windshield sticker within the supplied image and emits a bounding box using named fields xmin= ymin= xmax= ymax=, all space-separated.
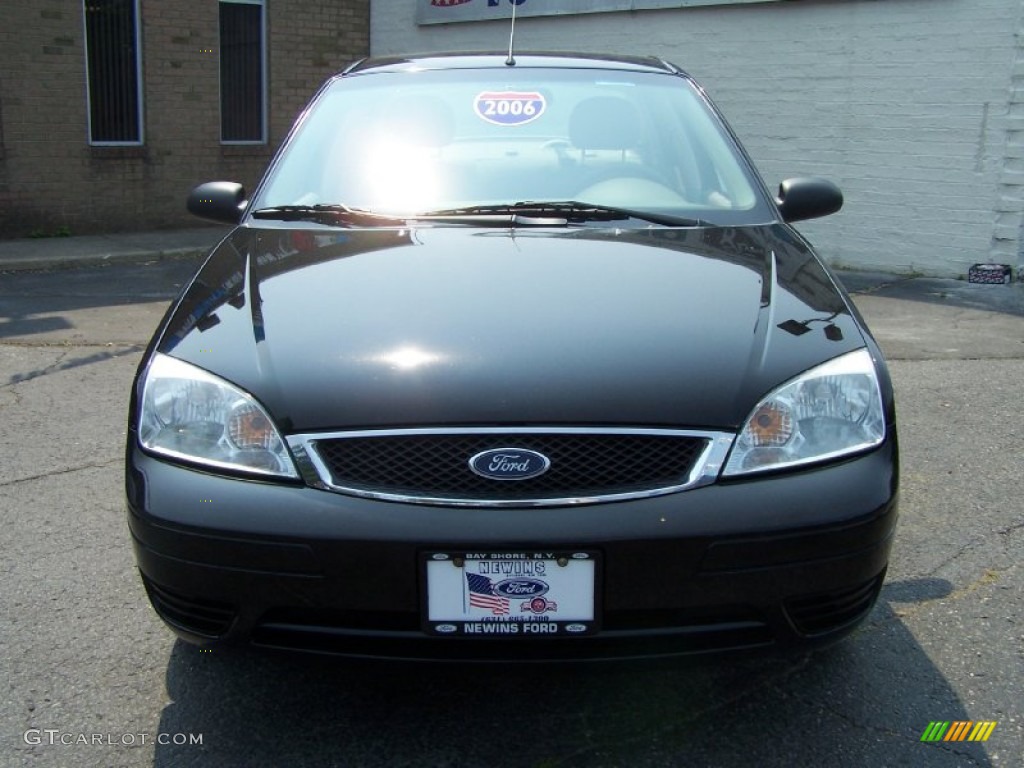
xmin=474 ymin=91 xmax=546 ymax=126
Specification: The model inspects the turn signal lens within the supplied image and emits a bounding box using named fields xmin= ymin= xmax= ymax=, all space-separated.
xmin=746 ymin=402 xmax=794 ymax=447
xmin=228 ymin=404 xmax=275 ymax=450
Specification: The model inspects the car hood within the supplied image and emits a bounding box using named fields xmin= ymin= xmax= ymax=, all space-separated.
xmin=156 ymin=223 xmax=864 ymax=432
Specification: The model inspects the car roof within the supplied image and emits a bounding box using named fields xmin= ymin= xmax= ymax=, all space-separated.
xmin=342 ymin=51 xmax=688 ymax=78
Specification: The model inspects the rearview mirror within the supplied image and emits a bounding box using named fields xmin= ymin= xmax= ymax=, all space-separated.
xmin=187 ymin=181 xmax=247 ymax=225
xmin=776 ymin=177 xmax=843 ymax=223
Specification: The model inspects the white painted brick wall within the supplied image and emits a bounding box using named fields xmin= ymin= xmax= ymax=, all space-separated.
xmin=371 ymin=0 xmax=1024 ymax=278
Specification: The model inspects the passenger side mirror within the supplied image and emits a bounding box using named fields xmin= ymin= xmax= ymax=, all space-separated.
xmin=187 ymin=181 xmax=247 ymax=225
xmin=776 ymin=177 xmax=843 ymax=223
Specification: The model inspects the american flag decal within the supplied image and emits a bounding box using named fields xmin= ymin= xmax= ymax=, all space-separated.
xmin=466 ymin=572 xmax=510 ymax=615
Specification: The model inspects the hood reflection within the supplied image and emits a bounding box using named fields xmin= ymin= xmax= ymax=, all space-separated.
xmin=370 ymin=346 xmax=447 ymax=371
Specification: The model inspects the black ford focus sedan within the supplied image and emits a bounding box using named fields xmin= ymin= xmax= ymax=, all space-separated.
xmin=125 ymin=52 xmax=898 ymax=660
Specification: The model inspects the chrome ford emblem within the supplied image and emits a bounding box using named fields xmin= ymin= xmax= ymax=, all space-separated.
xmin=493 ymin=578 xmax=549 ymax=598
xmin=469 ymin=448 xmax=550 ymax=481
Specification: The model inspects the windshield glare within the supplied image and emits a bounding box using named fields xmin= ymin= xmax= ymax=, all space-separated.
xmin=254 ymin=68 xmax=772 ymax=225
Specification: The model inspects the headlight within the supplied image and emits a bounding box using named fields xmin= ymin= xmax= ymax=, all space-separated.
xmin=724 ymin=348 xmax=886 ymax=476
xmin=138 ymin=354 xmax=298 ymax=478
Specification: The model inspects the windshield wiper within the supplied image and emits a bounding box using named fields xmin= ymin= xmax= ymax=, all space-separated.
xmin=250 ymin=204 xmax=404 ymax=227
xmin=416 ymin=201 xmax=712 ymax=228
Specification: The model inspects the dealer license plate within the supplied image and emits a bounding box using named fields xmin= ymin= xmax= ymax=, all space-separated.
xmin=424 ymin=551 xmax=598 ymax=637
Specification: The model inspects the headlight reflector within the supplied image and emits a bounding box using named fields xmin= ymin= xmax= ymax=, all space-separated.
xmin=724 ymin=349 xmax=886 ymax=476
xmin=138 ymin=354 xmax=298 ymax=478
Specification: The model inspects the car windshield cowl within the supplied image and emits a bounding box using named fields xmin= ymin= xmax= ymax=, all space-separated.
xmin=251 ymin=201 xmax=715 ymax=229
xmin=416 ymin=201 xmax=714 ymax=228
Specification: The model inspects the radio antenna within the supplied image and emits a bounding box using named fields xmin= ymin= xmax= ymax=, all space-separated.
xmin=505 ymin=0 xmax=518 ymax=66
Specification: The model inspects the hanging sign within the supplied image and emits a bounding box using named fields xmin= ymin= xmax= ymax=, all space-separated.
xmin=418 ymin=0 xmax=784 ymax=26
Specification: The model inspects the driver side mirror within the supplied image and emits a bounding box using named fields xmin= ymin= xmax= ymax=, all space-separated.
xmin=187 ymin=181 xmax=247 ymax=225
xmin=776 ymin=177 xmax=843 ymax=223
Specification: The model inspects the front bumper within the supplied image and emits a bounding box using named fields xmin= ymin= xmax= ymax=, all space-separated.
xmin=126 ymin=438 xmax=898 ymax=661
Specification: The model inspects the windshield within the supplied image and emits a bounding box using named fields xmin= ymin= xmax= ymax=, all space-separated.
xmin=253 ymin=67 xmax=774 ymax=226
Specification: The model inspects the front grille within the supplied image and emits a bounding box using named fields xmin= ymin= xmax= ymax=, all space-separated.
xmin=306 ymin=430 xmax=712 ymax=504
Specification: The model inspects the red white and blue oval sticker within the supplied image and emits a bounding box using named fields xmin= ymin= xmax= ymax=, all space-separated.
xmin=474 ymin=91 xmax=546 ymax=126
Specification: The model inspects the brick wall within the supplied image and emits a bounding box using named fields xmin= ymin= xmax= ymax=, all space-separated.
xmin=0 ymin=0 xmax=369 ymax=237
xmin=371 ymin=0 xmax=1024 ymax=278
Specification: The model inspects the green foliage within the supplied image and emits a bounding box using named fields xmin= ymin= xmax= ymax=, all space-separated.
xmin=27 ymin=225 xmax=72 ymax=238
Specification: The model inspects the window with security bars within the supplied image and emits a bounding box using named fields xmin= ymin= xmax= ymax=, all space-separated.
xmin=220 ymin=0 xmax=266 ymax=143
xmin=83 ymin=0 xmax=143 ymax=144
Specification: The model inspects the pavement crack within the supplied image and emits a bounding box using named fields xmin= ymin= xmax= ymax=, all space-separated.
xmin=3 ymin=344 xmax=143 ymax=388
xmin=0 ymin=348 xmax=68 ymax=389
xmin=996 ymin=517 xmax=1024 ymax=537
xmin=846 ymin=276 xmax=919 ymax=296
xmin=920 ymin=511 xmax=1024 ymax=577
xmin=924 ymin=536 xmax=985 ymax=578
xmin=0 ymin=458 xmax=121 ymax=488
